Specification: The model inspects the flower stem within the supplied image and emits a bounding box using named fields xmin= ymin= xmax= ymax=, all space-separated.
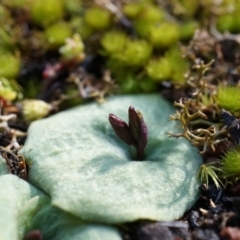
xmin=136 ymin=147 xmax=145 ymax=161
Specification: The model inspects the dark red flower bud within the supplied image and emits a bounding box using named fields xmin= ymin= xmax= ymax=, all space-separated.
xmin=109 ymin=106 xmax=148 ymax=161
xmin=23 ymin=230 xmax=43 ymax=240
xmin=128 ymin=106 xmax=148 ymax=151
xmin=108 ymin=114 xmax=136 ymax=146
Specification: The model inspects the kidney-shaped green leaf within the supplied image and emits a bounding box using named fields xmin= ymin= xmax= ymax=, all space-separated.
xmin=0 ymin=175 xmax=122 ymax=240
xmin=0 ymin=174 xmax=46 ymax=240
xmin=31 ymin=200 xmax=122 ymax=240
xmin=21 ymin=94 xmax=203 ymax=223
xmin=0 ymin=156 xmax=8 ymax=176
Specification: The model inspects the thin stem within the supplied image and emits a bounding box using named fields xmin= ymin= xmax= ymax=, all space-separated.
xmin=136 ymin=147 xmax=144 ymax=161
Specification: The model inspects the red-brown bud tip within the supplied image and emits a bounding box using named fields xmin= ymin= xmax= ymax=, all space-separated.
xmin=128 ymin=106 xmax=148 ymax=150
xmin=23 ymin=230 xmax=43 ymax=240
xmin=109 ymin=114 xmax=126 ymax=128
xmin=108 ymin=113 xmax=136 ymax=146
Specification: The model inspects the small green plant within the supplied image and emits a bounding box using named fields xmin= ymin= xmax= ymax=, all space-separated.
xmin=222 ymin=146 xmax=240 ymax=180
xmin=216 ymin=85 xmax=240 ymax=113
xmin=84 ymin=7 xmax=112 ymax=30
xmin=146 ymin=57 xmax=172 ymax=82
xmin=198 ymin=162 xmax=223 ymax=189
xmin=0 ymin=52 xmax=20 ymax=79
xmin=59 ymin=33 xmax=85 ymax=61
xmin=0 ymin=78 xmax=22 ymax=101
xmin=122 ymin=2 xmax=142 ymax=18
xmin=148 ymin=22 xmax=180 ymax=48
xmin=216 ymin=2 xmax=240 ymax=34
xmin=116 ymin=39 xmax=153 ymax=67
xmin=101 ymin=31 xmax=128 ymax=55
xmin=30 ymin=0 xmax=64 ymax=26
xmin=128 ymin=3 xmax=165 ymax=37
xmin=44 ymin=22 xmax=72 ymax=49
xmin=179 ymin=20 xmax=199 ymax=41
xmin=146 ymin=47 xmax=189 ymax=84
xmin=164 ymin=47 xmax=190 ymax=84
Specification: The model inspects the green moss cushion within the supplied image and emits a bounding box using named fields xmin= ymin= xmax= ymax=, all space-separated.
xmin=21 ymin=94 xmax=202 ymax=223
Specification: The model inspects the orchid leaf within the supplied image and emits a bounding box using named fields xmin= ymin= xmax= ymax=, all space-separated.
xmin=21 ymin=94 xmax=203 ymax=223
xmin=0 ymin=175 xmax=122 ymax=240
xmin=0 ymin=155 xmax=8 ymax=176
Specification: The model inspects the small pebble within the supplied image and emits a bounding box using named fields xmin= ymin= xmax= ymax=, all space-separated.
xmin=191 ymin=229 xmax=219 ymax=240
xmin=136 ymin=223 xmax=174 ymax=240
xmin=221 ymin=227 xmax=240 ymax=240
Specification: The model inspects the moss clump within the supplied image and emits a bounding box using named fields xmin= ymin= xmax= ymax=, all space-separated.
xmin=146 ymin=48 xmax=189 ymax=83
xmin=165 ymin=47 xmax=189 ymax=84
xmin=179 ymin=21 xmax=199 ymax=41
xmin=70 ymin=16 xmax=93 ymax=40
xmin=1 ymin=0 xmax=28 ymax=8
xmin=0 ymin=52 xmax=20 ymax=79
xmin=122 ymin=3 xmax=142 ymax=18
xmin=216 ymin=14 xmax=240 ymax=33
xmin=84 ymin=8 xmax=111 ymax=30
xmin=0 ymin=30 xmax=15 ymax=51
xmin=133 ymin=20 xmax=153 ymax=38
xmin=215 ymin=1 xmax=240 ymax=33
xmin=216 ymin=85 xmax=240 ymax=112
xmin=177 ymin=0 xmax=199 ymax=17
xmin=135 ymin=3 xmax=163 ymax=23
xmin=63 ymin=0 xmax=82 ymax=15
xmin=148 ymin=22 xmax=180 ymax=48
xmin=30 ymin=0 xmax=64 ymax=26
xmin=117 ymin=73 xmax=157 ymax=94
xmin=0 ymin=78 xmax=21 ymax=101
xmin=117 ymin=39 xmax=152 ymax=66
xmin=124 ymin=2 xmax=164 ymax=22
xmin=146 ymin=58 xmax=172 ymax=82
xmin=124 ymin=3 xmax=164 ymax=38
xmin=101 ymin=31 xmax=128 ymax=55
xmin=44 ymin=22 xmax=72 ymax=49
xmin=222 ymin=146 xmax=240 ymax=180
xmin=104 ymin=37 xmax=152 ymax=68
